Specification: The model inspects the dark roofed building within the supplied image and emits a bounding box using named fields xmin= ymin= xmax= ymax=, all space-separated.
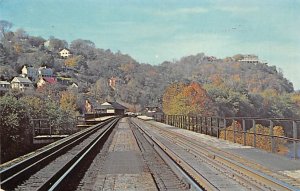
xmin=98 ymin=101 xmax=127 ymax=115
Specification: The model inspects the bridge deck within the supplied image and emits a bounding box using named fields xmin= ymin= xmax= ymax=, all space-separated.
xmin=90 ymin=118 xmax=157 ymax=190
xmin=147 ymin=120 xmax=300 ymax=183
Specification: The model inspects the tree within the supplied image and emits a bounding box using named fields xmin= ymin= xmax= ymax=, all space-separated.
xmin=0 ymin=96 xmax=31 ymax=162
xmin=163 ymin=82 xmax=215 ymax=115
xmin=0 ymin=20 xmax=12 ymax=39
xmin=48 ymin=36 xmax=68 ymax=52
xmin=70 ymin=39 xmax=96 ymax=59
xmin=28 ymin=36 xmax=45 ymax=48
xmin=64 ymin=56 xmax=83 ymax=68
xmin=60 ymin=91 xmax=77 ymax=115
xmin=90 ymin=78 xmax=110 ymax=101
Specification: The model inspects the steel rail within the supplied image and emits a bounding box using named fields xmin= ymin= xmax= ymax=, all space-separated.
xmin=147 ymin=120 xmax=300 ymax=191
xmin=130 ymin=119 xmax=210 ymax=191
xmin=0 ymin=117 xmax=116 ymax=190
xmin=40 ymin=118 xmax=119 ymax=191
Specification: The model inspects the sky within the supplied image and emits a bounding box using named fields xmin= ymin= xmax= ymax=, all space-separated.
xmin=0 ymin=0 xmax=299 ymax=89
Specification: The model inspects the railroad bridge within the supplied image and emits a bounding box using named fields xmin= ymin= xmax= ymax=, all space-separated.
xmin=0 ymin=115 xmax=300 ymax=191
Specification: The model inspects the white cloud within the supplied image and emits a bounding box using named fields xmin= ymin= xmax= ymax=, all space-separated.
xmin=154 ymin=7 xmax=209 ymax=16
xmin=215 ymin=6 xmax=259 ymax=13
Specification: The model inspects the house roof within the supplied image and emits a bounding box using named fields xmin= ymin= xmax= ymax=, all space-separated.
xmin=0 ymin=81 xmax=10 ymax=85
xmin=99 ymin=102 xmax=127 ymax=110
xmin=70 ymin=83 xmax=78 ymax=88
xmin=59 ymin=48 xmax=70 ymax=53
xmin=43 ymin=77 xmax=57 ymax=84
xmin=39 ymin=67 xmax=53 ymax=75
xmin=12 ymin=77 xmax=33 ymax=83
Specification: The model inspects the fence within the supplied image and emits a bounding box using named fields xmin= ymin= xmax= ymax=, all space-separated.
xmin=161 ymin=115 xmax=300 ymax=159
xmin=31 ymin=118 xmax=77 ymax=137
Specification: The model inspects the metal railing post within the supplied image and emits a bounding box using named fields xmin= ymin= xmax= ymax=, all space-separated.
xmin=205 ymin=117 xmax=208 ymax=135
xmin=242 ymin=119 xmax=246 ymax=146
xmin=270 ymin=120 xmax=275 ymax=153
xmin=253 ymin=119 xmax=256 ymax=147
xmin=293 ymin=121 xmax=298 ymax=159
xmin=179 ymin=115 xmax=182 ymax=128
xmin=188 ymin=116 xmax=190 ymax=130
xmin=224 ymin=118 xmax=227 ymax=140
xmin=192 ymin=116 xmax=195 ymax=131
xmin=200 ymin=117 xmax=203 ymax=133
xmin=195 ymin=116 xmax=198 ymax=132
xmin=233 ymin=120 xmax=236 ymax=143
xmin=217 ymin=118 xmax=220 ymax=138
xmin=39 ymin=120 xmax=42 ymax=135
xmin=210 ymin=117 xmax=213 ymax=136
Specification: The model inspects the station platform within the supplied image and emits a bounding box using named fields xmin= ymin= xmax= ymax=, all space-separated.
xmin=147 ymin=120 xmax=300 ymax=182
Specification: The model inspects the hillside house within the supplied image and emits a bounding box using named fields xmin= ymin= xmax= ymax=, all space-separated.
xmin=0 ymin=81 xmax=10 ymax=94
xmin=21 ymin=66 xmax=53 ymax=82
xmin=98 ymin=101 xmax=127 ymax=115
xmin=38 ymin=66 xmax=53 ymax=77
xmin=11 ymin=77 xmax=34 ymax=91
xmin=37 ymin=77 xmax=57 ymax=88
xmin=44 ymin=40 xmax=50 ymax=47
xmin=21 ymin=66 xmax=38 ymax=81
xmin=59 ymin=48 xmax=71 ymax=58
xmin=239 ymin=55 xmax=260 ymax=64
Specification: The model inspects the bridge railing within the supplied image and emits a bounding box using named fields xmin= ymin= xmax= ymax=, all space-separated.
xmin=31 ymin=118 xmax=77 ymax=137
xmin=161 ymin=115 xmax=300 ymax=159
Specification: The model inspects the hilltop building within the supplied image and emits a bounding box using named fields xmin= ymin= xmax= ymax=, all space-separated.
xmin=238 ymin=55 xmax=260 ymax=64
xmin=59 ymin=48 xmax=71 ymax=58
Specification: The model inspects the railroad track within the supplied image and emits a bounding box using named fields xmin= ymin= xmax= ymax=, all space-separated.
xmin=76 ymin=117 xmax=189 ymax=191
xmin=131 ymin=118 xmax=300 ymax=191
xmin=0 ymin=117 xmax=119 ymax=191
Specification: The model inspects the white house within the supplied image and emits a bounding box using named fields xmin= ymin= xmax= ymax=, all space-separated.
xmin=59 ymin=48 xmax=71 ymax=58
xmin=11 ymin=77 xmax=34 ymax=91
xmin=239 ymin=55 xmax=260 ymax=64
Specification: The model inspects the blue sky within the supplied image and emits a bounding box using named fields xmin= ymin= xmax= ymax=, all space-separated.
xmin=1 ymin=0 xmax=300 ymax=89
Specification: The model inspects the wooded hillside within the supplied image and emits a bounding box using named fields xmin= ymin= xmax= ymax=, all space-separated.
xmin=1 ymin=20 xmax=299 ymax=118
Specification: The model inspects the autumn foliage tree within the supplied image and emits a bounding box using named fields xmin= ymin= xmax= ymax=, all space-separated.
xmin=60 ymin=91 xmax=77 ymax=115
xmin=64 ymin=56 xmax=79 ymax=67
xmin=163 ymin=82 xmax=215 ymax=115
